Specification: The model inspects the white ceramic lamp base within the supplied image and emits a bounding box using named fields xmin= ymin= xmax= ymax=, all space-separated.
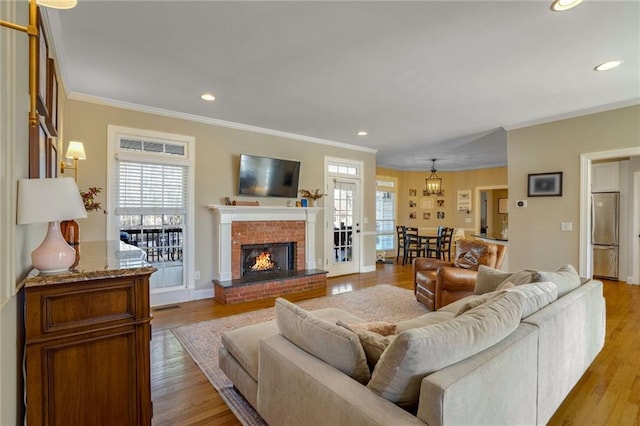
xmin=32 ymin=221 xmax=77 ymax=274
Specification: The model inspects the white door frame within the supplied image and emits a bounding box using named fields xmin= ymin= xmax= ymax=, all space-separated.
xmin=474 ymin=185 xmax=508 ymax=235
xmin=324 ymin=157 xmax=364 ymax=277
xmin=579 ymin=147 xmax=640 ymax=282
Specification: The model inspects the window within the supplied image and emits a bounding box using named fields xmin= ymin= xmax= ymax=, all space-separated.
xmin=108 ymin=126 xmax=194 ymax=298
xmin=376 ymin=177 xmax=397 ymax=251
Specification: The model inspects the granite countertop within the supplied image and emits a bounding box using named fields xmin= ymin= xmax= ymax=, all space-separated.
xmin=23 ymin=241 xmax=157 ymax=288
xmin=472 ymin=233 xmax=508 ymax=242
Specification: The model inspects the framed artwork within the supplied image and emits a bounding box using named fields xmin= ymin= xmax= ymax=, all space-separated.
xmin=437 ymin=211 xmax=445 ymax=219
xmin=423 ymin=212 xmax=431 ymax=220
xmin=420 ymin=198 xmax=434 ymax=209
xmin=409 ymin=200 xmax=417 ymax=208
xmin=409 ymin=188 xmax=417 ymax=196
xmin=409 ymin=212 xmax=417 ymax=219
xmin=498 ymin=198 xmax=508 ymax=214
xmin=424 ymin=189 xmax=444 ymax=196
xmin=437 ymin=199 xmax=445 ymax=207
xmin=36 ymin=9 xmax=49 ymax=118
xmin=528 ymin=172 xmax=563 ymax=197
xmin=457 ymin=189 xmax=471 ymax=212
xmin=45 ymin=57 xmax=58 ymax=137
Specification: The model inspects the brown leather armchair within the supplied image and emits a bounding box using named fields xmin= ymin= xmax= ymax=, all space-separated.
xmin=413 ymin=239 xmax=506 ymax=310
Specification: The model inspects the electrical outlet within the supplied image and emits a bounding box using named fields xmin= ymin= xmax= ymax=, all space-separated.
xmin=194 ymin=270 xmax=201 ymax=280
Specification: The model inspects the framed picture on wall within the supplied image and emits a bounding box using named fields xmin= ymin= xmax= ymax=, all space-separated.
xmin=528 ymin=172 xmax=563 ymax=197
xmin=45 ymin=57 xmax=59 ymax=137
xmin=420 ymin=198 xmax=434 ymax=209
xmin=36 ymin=9 xmax=49 ymax=118
xmin=498 ymin=198 xmax=508 ymax=214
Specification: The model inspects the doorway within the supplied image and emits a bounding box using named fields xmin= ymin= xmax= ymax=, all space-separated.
xmin=579 ymin=148 xmax=640 ymax=283
xmin=475 ymin=186 xmax=508 ymax=237
xmin=324 ymin=158 xmax=363 ymax=277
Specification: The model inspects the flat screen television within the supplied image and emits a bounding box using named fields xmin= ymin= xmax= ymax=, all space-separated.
xmin=238 ymin=154 xmax=301 ymax=198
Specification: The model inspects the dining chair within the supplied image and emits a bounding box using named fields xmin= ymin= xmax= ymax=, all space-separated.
xmin=395 ymin=225 xmax=406 ymax=263
xmin=428 ymin=227 xmax=454 ymax=261
xmin=403 ymin=227 xmax=426 ymax=265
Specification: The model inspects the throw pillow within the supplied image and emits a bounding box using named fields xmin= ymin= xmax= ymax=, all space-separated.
xmin=337 ymin=320 xmax=396 ymax=370
xmin=350 ymin=321 xmax=397 ymax=337
xmin=504 ymin=281 xmax=558 ymax=318
xmin=454 ymin=291 xmax=500 ymax=316
xmin=274 ymin=298 xmax=371 ymax=384
xmin=496 ymin=280 xmax=515 ymax=290
xmin=473 ymin=265 xmax=512 ymax=294
xmin=498 ymin=269 xmax=536 ymax=287
xmin=367 ymin=291 xmax=523 ymax=409
xmin=533 ymin=264 xmax=581 ymax=298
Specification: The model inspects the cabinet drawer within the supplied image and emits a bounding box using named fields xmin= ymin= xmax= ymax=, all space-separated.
xmin=26 ymin=277 xmax=144 ymax=340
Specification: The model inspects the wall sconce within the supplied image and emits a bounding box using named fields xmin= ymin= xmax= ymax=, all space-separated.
xmin=425 ymin=159 xmax=444 ymax=196
xmin=60 ymin=141 xmax=86 ymax=181
xmin=17 ymin=177 xmax=87 ymax=274
xmin=0 ymin=0 xmax=78 ymax=127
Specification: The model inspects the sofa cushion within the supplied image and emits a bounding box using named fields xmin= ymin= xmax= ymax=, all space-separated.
xmin=533 ymin=264 xmax=581 ymax=298
xmin=454 ymin=291 xmax=500 ymax=316
xmin=221 ymin=307 xmax=366 ymax=382
xmin=367 ymin=291 xmax=523 ymax=408
xmin=396 ymin=311 xmax=455 ymax=333
xmin=275 ymin=298 xmax=371 ymax=384
xmin=337 ymin=320 xmax=396 ymax=370
xmin=505 ymin=281 xmax=558 ymax=318
xmin=474 ymin=265 xmax=513 ymax=294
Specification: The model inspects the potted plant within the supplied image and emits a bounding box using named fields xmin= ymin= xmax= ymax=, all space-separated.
xmin=298 ymin=189 xmax=326 ymax=207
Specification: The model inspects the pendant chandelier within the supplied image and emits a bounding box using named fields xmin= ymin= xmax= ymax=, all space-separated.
xmin=425 ymin=159 xmax=443 ymax=196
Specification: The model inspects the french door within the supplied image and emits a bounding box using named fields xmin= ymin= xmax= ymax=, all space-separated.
xmin=326 ymin=178 xmax=361 ymax=276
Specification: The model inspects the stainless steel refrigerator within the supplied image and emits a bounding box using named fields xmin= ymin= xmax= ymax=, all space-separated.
xmin=591 ymin=192 xmax=619 ymax=280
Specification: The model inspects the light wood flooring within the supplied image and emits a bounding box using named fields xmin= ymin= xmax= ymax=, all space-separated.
xmin=150 ymin=262 xmax=639 ymax=425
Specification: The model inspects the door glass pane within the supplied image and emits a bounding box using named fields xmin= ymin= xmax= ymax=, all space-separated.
xmin=333 ymin=181 xmax=354 ymax=263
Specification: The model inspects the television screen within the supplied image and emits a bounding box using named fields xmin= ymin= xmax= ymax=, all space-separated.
xmin=238 ymin=154 xmax=301 ymax=198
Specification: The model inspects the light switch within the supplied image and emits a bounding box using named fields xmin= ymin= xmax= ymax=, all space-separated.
xmin=561 ymin=222 xmax=573 ymax=232
xmin=465 ymin=217 xmax=472 ymax=223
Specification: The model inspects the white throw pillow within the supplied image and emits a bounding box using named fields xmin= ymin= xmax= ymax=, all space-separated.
xmin=275 ymin=298 xmax=371 ymax=384
xmin=533 ymin=264 xmax=581 ymax=298
xmin=473 ymin=265 xmax=512 ymax=294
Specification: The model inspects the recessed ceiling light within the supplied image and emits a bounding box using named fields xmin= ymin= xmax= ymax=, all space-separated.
xmin=357 ymin=131 xmax=368 ymax=136
xmin=550 ymin=0 xmax=583 ymax=11
xmin=201 ymin=93 xmax=216 ymax=101
xmin=594 ymin=60 xmax=623 ymax=71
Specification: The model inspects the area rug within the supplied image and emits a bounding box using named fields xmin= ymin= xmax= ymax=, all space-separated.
xmin=172 ymin=284 xmax=428 ymax=425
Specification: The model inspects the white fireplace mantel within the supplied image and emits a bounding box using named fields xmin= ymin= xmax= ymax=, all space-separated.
xmin=208 ymin=205 xmax=322 ymax=281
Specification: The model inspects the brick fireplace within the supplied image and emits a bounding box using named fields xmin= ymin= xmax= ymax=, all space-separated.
xmin=209 ymin=205 xmax=327 ymax=303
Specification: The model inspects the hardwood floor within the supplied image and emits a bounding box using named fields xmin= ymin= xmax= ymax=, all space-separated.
xmin=150 ymin=263 xmax=639 ymax=425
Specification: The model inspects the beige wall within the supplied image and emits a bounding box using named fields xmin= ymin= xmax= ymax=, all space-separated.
xmin=376 ymin=166 xmax=508 ymax=237
xmin=507 ymin=105 xmax=640 ymax=272
xmin=63 ymin=99 xmax=378 ymax=290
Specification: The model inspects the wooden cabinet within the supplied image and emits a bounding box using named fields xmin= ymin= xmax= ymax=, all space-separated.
xmin=592 ymin=162 xmax=620 ymax=192
xmin=24 ymin=271 xmax=154 ymax=425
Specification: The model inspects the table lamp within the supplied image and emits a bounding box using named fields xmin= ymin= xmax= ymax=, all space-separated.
xmin=17 ymin=178 xmax=88 ymax=274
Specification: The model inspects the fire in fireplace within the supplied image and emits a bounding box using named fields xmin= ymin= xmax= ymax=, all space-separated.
xmin=242 ymin=242 xmax=295 ymax=276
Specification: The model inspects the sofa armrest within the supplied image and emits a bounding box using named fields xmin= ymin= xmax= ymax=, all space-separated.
xmin=417 ymin=324 xmax=539 ymax=426
xmin=258 ymin=335 xmax=425 ymax=426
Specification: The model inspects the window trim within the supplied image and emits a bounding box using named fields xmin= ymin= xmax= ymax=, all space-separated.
xmin=376 ymin=175 xmax=398 ymax=252
xmin=107 ymin=125 xmax=196 ymax=299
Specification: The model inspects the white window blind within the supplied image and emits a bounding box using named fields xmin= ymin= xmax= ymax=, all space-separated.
xmin=116 ymin=160 xmax=187 ymax=215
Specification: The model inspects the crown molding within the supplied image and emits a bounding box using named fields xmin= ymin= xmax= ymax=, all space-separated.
xmin=66 ymin=92 xmax=378 ymax=154
xmin=504 ymin=98 xmax=640 ymax=131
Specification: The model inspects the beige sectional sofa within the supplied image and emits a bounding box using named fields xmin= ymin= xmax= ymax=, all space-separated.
xmin=219 ymin=268 xmax=605 ymax=425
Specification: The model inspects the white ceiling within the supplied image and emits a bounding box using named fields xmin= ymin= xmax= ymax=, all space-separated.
xmin=48 ymin=1 xmax=639 ymax=171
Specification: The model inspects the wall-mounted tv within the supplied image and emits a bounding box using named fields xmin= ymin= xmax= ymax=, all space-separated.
xmin=238 ymin=154 xmax=301 ymax=198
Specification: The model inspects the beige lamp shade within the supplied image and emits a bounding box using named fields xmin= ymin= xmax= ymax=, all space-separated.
xmin=17 ymin=178 xmax=87 ymax=274
xmin=36 ymin=0 xmax=78 ymax=9
xmin=65 ymin=141 xmax=87 ymax=160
